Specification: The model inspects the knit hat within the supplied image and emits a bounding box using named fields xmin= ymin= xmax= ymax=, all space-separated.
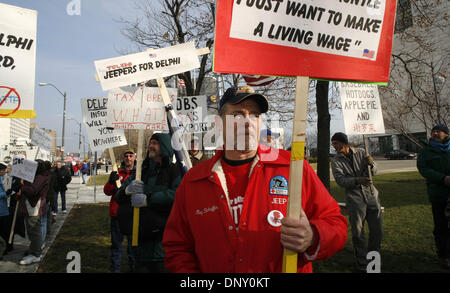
xmin=331 ymin=132 xmax=349 ymax=145
xmin=431 ymin=124 xmax=449 ymax=135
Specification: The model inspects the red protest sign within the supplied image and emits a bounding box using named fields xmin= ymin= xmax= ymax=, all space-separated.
xmin=213 ymin=0 xmax=397 ymax=83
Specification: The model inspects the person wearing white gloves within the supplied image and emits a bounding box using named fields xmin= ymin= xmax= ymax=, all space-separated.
xmin=116 ymin=133 xmax=181 ymax=273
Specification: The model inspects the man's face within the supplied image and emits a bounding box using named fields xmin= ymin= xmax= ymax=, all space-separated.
xmin=0 ymin=169 xmax=6 ymax=176
xmin=56 ymin=162 xmax=62 ymax=169
xmin=431 ymin=129 xmax=448 ymax=143
xmin=148 ymin=139 xmax=162 ymax=160
xmin=332 ymin=140 xmax=347 ymax=154
xmin=123 ymin=153 xmax=136 ymax=168
xmin=221 ymin=99 xmax=261 ymax=151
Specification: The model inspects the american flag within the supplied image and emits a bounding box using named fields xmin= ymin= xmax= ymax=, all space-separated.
xmin=178 ymin=78 xmax=186 ymax=88
xmin=242 ymin=75 xmax=277 ymax=87
xmin=363 ymin=49 xmax=375 ymax=59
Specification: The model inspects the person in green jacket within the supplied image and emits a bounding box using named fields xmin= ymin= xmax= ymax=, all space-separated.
xmin=417 ymin=124 xmax=450 ymax=269
xmin=116 ymin=133 xmax=181 ymax=273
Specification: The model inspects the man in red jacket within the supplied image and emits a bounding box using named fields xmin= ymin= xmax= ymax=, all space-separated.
xmin=104 ymin=148 xmax=136 ymax=273
xmin=162 ymin=86 xmax=348 ymax=273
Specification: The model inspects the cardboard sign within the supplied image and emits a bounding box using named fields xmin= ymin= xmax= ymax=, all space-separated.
xmin=31 ymin=127 xmax=53 ymax=151
xmin=0 ymin=4 xmax=37 ymax=118
xmin=176 ymin=95 xmax=210 ymax=133
xmin=338 ymin=82 xmax=385 ymax=135
xmin=81 ymin=97 xmax=127 ymax=151
xmin=214 ymin=0 xmax=397 ymax=82
xmin=107 ymin=86 xmax=177 ymax=130
xmin=94 ymin=42 xmax=200 ymax=91
xmin=11 ymin=156 xmax=38 ymax=183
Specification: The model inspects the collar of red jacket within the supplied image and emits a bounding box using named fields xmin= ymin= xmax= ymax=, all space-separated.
xmin=188 ymin=145 xmax=290 ymax=181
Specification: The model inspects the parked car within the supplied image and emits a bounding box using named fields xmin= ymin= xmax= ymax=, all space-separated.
xmin=385 ymin=150 xmax=417 ymax=160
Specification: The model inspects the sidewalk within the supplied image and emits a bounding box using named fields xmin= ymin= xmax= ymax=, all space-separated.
xmin=0 ymin=175 xmax=109 ymax=273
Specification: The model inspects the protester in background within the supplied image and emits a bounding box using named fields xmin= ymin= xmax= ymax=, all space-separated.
xmin=116 ymin=133 xmax=181 ymax=273
xmin=73 ymin=163 xmax=79 ymax=176
xmin=18 ymin=160 xmax=50 ymax=265
xmin=163 ymin=86 xmax=347 ymax=273
xmin=188 ymin=136 xmax=209 ymax=167
xmin=41 ymin=161 xmax=56 ymax=249
xmin=81 ymin=161 xmax=89 ymax=184
xmin=260 ymin=128 xmax=280 ymax=149
xmin=331 ymin=132 xmax=382 ymax=273
xmin=53 ymin=161 xmax=71 ymax=215
xmin=417 ymin=124 xmax=450 ymax=269
xmin=103 ymin=149 xmax=136 ymax=273
xmin=0 ymin=163 xmax=9 ymax=257
xmin=5 ymin=176 xmax=25 ymax=253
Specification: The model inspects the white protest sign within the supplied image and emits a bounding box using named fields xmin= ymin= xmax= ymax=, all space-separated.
xmin=107 ymin=86 xmax=178 ymax=130
xmin=230 ymin=0 xmax=385 ymax=61
xmin=11 ymin=156 xmax=38 ymax=183
xmin=94 ymin=42 xmax=200 ymax=91
xmin=176 ymin=95 xmax=210 ymax=134
xmin=0 ymin=4 xmax=37 ymax=119
xmin=81 ymin=97 xmax=127 ymax=152
xmin=31 ymin=127 xmax=53 ymax=151
xmin=338 ymin=82 xmax=385 ymax=135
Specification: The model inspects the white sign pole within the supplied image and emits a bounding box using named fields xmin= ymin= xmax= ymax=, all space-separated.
xmin=282 ymin=76 xmax=309 ymax=273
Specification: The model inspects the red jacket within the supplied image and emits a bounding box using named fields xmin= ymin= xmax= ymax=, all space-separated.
xmin=103 ymin=167 xmax=135 ymax=217
xmin=162 ymin=147 xmax=347 ymax=273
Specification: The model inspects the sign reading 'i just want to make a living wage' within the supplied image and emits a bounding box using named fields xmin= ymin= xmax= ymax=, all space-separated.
xmin=214 ymin=0 xmax=397 ymax=82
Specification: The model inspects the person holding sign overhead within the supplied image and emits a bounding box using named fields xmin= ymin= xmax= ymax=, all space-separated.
xmin=116 ymin=133 xmax=181 ymax=273
xmin=162 ymin=86 xmax=347 ymax=273
xmin=18 ymin=160 xmax=50 ymax=265
xmin=331 ymin=132 xmax=382 ymax=273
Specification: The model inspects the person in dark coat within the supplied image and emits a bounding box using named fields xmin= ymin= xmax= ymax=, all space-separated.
xmin=116 ymin=133 xmax=181 ymax=273
xmin=18 ymin=160 xmax=50 ymax=265
xmin=417 ymin=124 xmax=450 ymax=269
xmin=53 ymin=161 xmax=72 ymax=215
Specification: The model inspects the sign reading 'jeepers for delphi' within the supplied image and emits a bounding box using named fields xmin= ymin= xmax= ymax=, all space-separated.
xmin=94 ymin=42 xmax=200 ymax=91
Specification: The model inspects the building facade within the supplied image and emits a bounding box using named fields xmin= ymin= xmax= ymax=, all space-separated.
xmin=374 ymin=0 xmax=450 ymax=155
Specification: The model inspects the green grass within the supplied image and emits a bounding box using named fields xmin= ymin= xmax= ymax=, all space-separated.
xmin=38 ymin=203 xmax=126 ymax=273
xmin=39 ymin=171 xmax=448 ymax=273
xmin=86 ymin=174 xmax=109 ymax=186
xmin=313 ymin=171 xmax=448 ymax=273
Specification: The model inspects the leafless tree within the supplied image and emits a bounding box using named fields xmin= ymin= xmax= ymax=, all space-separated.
xmin=117 ymin=0 xmax=215 ymax=96
xmin=380 ymin=0 xmax=449 ymax=144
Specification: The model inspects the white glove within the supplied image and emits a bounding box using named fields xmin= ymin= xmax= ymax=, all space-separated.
xmin=131 ymin=193 xmax=147 ymax=208
xmin=125 ymin=180 xmax=144 ymax=195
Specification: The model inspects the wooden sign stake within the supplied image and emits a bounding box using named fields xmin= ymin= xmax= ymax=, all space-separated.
xmin=131 ymin=85 xmax=146 ymax=247
xmin=282 ymin=76 xmax=310 ymax=273
xmin=108 ymin=148 xmax=121 ymax=188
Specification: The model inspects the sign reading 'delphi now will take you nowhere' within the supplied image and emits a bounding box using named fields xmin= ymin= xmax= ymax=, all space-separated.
xmin=94 ymin=42 xmax=200 ymax=91
xmin=81 ymin=97 xmax=127 ymax=152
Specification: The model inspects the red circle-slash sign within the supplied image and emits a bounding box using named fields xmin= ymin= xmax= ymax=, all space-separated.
xmin=0 ymin=86 xmax=21 ymax=117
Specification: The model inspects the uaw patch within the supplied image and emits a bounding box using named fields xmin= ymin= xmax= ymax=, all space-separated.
xmin=269 ymin=175 xmax=288 ymax=196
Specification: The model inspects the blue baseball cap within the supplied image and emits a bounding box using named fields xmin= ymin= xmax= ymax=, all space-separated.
xmin=261 ymin=129 xmax=280 ymax=138
xmin=219 ymin=86 xmax=268 ymax=113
